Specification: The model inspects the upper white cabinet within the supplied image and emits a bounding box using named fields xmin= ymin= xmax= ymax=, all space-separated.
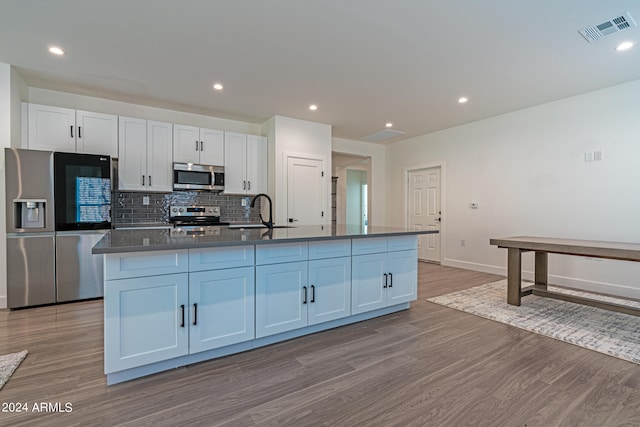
xmin=27 ymin=103 xmax=118 ymax=157
xmin=224 ymin=132 xmax=267 ymax=195
xmin=173 ymin=124 xmax=224 ymax=166
xmin=118 ymin=117 xmax=173 ymax=192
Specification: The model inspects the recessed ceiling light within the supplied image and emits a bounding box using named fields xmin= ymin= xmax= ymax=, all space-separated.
xmin=48 ymin=46 xmax=65 ymax=55
xmin=385 ymin=122 xmax=393 ymax=128
xmin=309 ymin=104 xmax=318 ymax=111
xmin=213 ymin=83 xmax=223 ymax=90
xmin=615 ymin=41 xmax=634 ymax=51
xmin=458 ymin=97 xmax=468 ymax=104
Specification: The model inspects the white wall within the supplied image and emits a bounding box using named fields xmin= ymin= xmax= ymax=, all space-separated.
xmin=386 ymin=79 xmax=640 ymax=299
xmin=264 ymin=116 xmax=332 ymax=225
xmin=332 ymin=137 xmax=386 ymax=226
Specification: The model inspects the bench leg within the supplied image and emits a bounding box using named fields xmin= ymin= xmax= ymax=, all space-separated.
xmin=507 ymin=248 xmax=522 ymax=306
xmin=535 ymin=251 xmax=548 ymax=290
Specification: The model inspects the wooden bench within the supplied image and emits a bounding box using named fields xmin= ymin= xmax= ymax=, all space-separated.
xmin=489 ymin=236 xmax=640 ymax=317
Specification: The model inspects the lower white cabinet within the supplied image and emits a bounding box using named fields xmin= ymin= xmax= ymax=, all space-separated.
xmin=104 ymin=273 xmax=189 ymax=373
xmin=255 ymin=256 xmax=351 ymax=338
xmin=189 ymin=267 xmax=255 ymax=353
xmin=351 ymin=236 xmax=418 ymax=315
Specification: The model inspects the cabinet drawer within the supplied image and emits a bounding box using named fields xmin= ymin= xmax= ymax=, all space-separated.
xmin=309 ymin=239 xmax=351 ymax=260
xmin=352 ymin=237 xmax=387 ymax=255
xmin=256 ymin=242 xmax=308 ymax=265
xmin=189 ymin=245 xmax=254 ymax=271
xmin=388 ymin=235 xmax=418 ymax=252
xmin=105 ymin=250 xmax=188 ymax=280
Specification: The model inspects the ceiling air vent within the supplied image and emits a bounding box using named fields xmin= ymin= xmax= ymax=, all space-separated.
xmin=361 ymin=129 xmax=406 ymax=142
xmin=579 ymin=12 xmax=636 ymax=42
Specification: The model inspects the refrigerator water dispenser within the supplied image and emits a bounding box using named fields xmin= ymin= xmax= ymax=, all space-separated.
xmin=14 ymin=199 xmax=47 ymax=229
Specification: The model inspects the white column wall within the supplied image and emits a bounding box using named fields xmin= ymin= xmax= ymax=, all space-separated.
xmin=385 ymin=79 xmax=640 ymax=298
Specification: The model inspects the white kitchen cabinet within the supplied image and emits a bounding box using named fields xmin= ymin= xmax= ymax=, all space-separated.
xmin=307 ymin=256 xmax=351 ymax=325
xmin=189 ymin=266 xmax=255 ymax=353
xmin=351 ymin=236 xmax=418 ymax=315
xmin=27 ymin=103 xmax=118 ymax=157
xmin=173 ymin=124 xmax=224 ymax=166
xmin=104 ymin=273 xmax=189 ymax=373
xmin=118 ymin=117 xmax=173 ymax=192
xmin=255 ymin=240 xmax=351 ymax=338
xmin=224 ymin=131 xmax=267 ymax=195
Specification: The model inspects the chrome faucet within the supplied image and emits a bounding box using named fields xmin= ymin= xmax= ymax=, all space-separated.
xmin=250 ymin=193 xmax=273 ymax=229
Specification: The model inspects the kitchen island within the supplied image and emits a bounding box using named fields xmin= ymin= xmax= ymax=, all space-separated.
xmin=93 ymin=225 xmax=436 ymax=384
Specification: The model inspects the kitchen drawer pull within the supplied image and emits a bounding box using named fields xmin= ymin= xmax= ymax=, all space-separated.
xmin=142 ymin=175 xmax=145 ymax=185
xmin=247 ymin=181 xmax=251 ymax=191
xmin=388 ymin=272 xmax=393 ymax=287
xmin=200 ymin=141 xmax=203 ymax=151
xmin=70 ymin=125 xmax=74 ymax=138
xmin=193 ymin=303 xmax=198 ymax=326
xmin=302 ymin=286 xmax=307 ymax=304
xmin=148 ymin=175 xmax=152 ymax=186
xmin=310 ymin=285 xmax=315 ymax=303
xmin=383 ymin=273 xmax=388 ymax=288
xmin=78 ymin=126 xmax=82 ymax=138
xmin=180 ymin=304 xmax=185 ymax=327
xmin=243 ymin=180 xmax=246 ymax=190
xmin=195 ymin=141 xmax=199 ymax=151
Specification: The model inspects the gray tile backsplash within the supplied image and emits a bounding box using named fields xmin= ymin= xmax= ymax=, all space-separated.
xmin=113 ymin=191 xmax=261 ymax=225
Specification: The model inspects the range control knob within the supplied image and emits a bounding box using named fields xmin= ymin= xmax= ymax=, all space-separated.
xmin=179 ymin=208 xmax=184 ymax=212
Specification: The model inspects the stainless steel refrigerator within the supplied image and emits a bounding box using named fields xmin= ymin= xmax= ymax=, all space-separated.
xmin=5 ymin=148 xmax=57 ymax=307
xmin=5 ymin=148 xmax=111 ymax=308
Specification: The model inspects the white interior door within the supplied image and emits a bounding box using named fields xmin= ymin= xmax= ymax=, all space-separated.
xmin=408 ymin=167 xmax=441 ymax=262
xmin=286 ymin=156 xmax=325 ymax=225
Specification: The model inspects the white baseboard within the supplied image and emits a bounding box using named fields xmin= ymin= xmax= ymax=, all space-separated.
xmin=441 ymin=258 xmax=640 ymax=300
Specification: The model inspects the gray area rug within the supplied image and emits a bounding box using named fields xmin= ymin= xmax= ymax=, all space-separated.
xmin=427 ymin=280 xmax=640 ymax=364
xmin=0 ymin=350 xmax=28 ymax=391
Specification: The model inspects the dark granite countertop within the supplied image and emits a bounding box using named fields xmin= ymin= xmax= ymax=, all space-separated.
xmin=92 ymin=225 xmax=438 ymax=254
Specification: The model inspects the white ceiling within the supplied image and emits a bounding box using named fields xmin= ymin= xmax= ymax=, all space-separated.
xmin=1 ymin=1 xmax=639 ymax=143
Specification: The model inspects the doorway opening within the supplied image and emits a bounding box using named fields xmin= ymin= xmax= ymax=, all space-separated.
xmin=332 ymin=153 xmax=371 ymax=227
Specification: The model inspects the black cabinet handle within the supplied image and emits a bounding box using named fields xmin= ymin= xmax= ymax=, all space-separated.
xmin=302 ymin=286 xmax=307 ymax=304
xmin=388 ymin=272 xmax=393 ymax=287
xmin=243 ymin=180 xmax=246 ymax=190
xmin=78 ymin=126 xmax=82 ymax=138
xmin=193 ymin=303 xmax=198 ymax=326
xmin=70 ymin=125 xmax=74 ymax=138
xmin=142 ymin=175 xmax=145 ymax=185
xmin=200 ymin=141 xmax=203 ymax=151
xmin=180 ymin=304 xmax=185 ymax=327
xmin=195 ymin=140 xmax=199 ymax=151
xmin=148 ymin=175 xmax=152 ymax=186
xmin=383 ymin=273 xmax=388 ymax=288
xmin=310 ymin=285 xmax=315 ymax=303
xmin=247 ymin=181 xmax=250 ymax=190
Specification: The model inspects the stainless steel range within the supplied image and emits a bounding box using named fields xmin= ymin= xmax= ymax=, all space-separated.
xmin=168 ymin=205 xmax=229 ymax=237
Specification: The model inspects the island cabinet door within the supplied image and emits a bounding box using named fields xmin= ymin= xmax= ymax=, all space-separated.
xmin=386 ymin=249 xmax=418 ymax=305
xmin=188 ymin=267 xmax=255 ymax=353
xmin=255 ymin=261 xmax=308 ymax=338
xmin=307 ymin=257 xmax=351 ymax=325
xmin=351 ymin=253 xmax=387 ymax=315
xmin=104 ymin=273 xmax=189 ymax=373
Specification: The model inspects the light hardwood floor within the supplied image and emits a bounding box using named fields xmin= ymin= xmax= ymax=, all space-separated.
xmin=1 ymin=263 xmax=639 ymax=426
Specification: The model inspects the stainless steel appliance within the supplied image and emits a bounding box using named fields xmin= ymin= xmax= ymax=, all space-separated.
xmin=173 ymin=163 xmax=224 ymax=191
xmin=4 ymin=148 xmax=112 ymax=308
xmin=5 ymin=148 xmax=56 ymax=308
xmin=53 ymin=151 xmax=111 ymax=302
xmin=168 ymin=205 xmax=229 ymax=236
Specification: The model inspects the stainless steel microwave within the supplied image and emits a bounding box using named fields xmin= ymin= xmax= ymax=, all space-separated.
xmin=173 ymin=163 xmax=224 ymax=191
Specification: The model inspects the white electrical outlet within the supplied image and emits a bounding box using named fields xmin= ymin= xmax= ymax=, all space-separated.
xmin=593 ymin=150 xmax=603 ymax=161
xmin=584 ymin=152 xmax=593 ymax=162
xmin=241 ymin=198 xmax=247 ymax=207
xmin=142 ymin=196 xmax=149 ymax=205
